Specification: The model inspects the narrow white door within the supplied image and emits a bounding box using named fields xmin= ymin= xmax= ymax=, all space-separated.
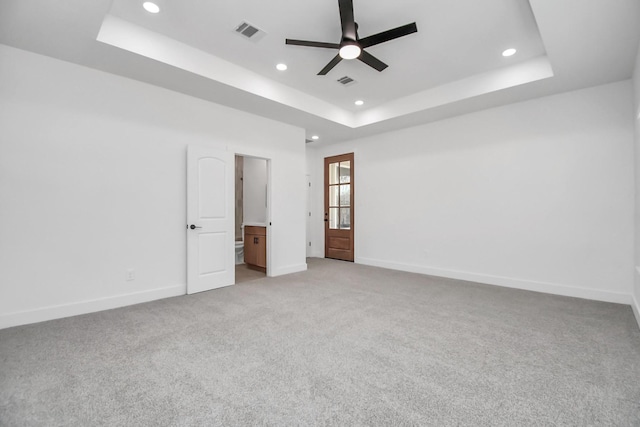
xmin=187 ymin=145 xmax=235 ymax=294
xmin=306 ymin=174 xmax=311 ymax=257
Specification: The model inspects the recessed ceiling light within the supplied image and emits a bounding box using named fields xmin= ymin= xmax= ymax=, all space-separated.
xmin=502 ymin=48 xmax=517 ymax=57
xmin=311 ymin=135 xmax=319 ymax=140
xmin=276 ymin=63 xmax=288 ymax=71
xmin=354 ymin=100 xmax=364 ymax=106
xmin=143 ymin=2 xmax=160 ymax=13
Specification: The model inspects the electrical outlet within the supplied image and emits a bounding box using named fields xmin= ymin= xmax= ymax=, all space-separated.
xmin=126 ymin=269 xmax=135 ymax=281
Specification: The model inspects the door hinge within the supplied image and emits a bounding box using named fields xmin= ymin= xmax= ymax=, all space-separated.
xmin=308 ymin=182 xmax=311 ymax=187
xmin=308 ymin=212 xmax=311 ymax=217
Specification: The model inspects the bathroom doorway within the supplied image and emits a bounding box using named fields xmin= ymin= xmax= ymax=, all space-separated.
xmin=235 ymin=155 xmax=269 ymax=283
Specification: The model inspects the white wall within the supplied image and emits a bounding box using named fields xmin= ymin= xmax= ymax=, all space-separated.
xmin=243 ymin=157 xmax=267 ymax=225
xmin=633 ymin=44 xmax=640 ymax=326
xmin=310 ymin=81 xmax=635 ymax=304
xmin=0 ymin=44 xmax=307 ymax=329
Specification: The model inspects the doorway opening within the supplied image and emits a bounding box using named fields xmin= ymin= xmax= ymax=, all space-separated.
xmin=235 ymin=155 xmax=269 ymax=283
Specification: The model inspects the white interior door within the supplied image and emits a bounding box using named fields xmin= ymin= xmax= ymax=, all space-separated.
xmin=306 ymin=174 xmax=311 ymax=257
xmin=187 ymin=145 xmax=235 ymax=294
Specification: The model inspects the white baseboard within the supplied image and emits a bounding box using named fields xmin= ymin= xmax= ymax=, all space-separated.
xmin=269 ymin=263 xmax=307 ymax=277
xmin=357 ymin=257 xmax=631 ymax=305
xmin=631 ymin=294 xmax=640 ymax=331
xmin=632 ymin=267 xmax=640 ymax=331
xmin=0 ymin=284 xmax=185 ymax=330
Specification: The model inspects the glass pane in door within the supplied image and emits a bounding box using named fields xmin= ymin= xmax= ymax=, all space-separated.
xmin=339 ymin=161 xmax=350 ymax=183
xmin=339 ymin=184 xmax=350 ymax=206
xmin=329 ymin=163 xmax=339 ymax=185
xmin=329 ymin=186 xmax=339 ymax=207
xmin=340 ymin=208 xmax=351 ymax=229
xmin=329 ymin=207 xmax=339 ymax=229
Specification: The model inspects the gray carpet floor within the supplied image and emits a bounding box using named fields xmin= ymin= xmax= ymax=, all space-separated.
xmin=1 ymin=258 xmax=639 ymax=426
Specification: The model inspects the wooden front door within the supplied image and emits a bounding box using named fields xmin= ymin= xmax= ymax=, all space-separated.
xmin=324 ymin=153 xmax=354 ymax=261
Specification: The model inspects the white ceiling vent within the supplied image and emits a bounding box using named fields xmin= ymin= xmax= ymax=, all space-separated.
xmin=234 ymin=21 xmax=266 ymax=42
xmin=337 ymin=76 xmax=357 ymax=86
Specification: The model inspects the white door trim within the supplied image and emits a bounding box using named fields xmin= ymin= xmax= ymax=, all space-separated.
xmin=235 ymin=152 xmax=272 ymax=276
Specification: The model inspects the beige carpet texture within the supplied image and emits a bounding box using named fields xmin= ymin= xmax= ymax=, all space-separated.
xmin=1 ymin=258 xmax=639 ymax=426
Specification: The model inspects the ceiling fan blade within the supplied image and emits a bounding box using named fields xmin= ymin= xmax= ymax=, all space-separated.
xmin=359 ymin=22 xmax=418 ymax=48
xmin=338 ymin=0 xmax=357 ymax=40
xmin=358 ymin=50 xmax=388 ymax=72
xmin=285 ymin=39 xmax=340 ymax=49
xmin=318 ymin=54 xmax=343 ymax=75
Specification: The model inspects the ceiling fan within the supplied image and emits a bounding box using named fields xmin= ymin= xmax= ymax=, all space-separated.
xmin=285 ymin=0 xmax=418 ymax=75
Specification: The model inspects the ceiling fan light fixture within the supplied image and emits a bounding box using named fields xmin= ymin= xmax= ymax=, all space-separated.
xmin=339 ymin=42 xmax=361 ymax=60
xmin=285 ymin=0 xmax=416 ymax=74
xmin=143 ymin=2 xmax=160 ymax=13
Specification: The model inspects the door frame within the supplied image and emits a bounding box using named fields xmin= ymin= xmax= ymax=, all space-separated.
xmin=234 ymin=152 xmax=272 ymax=277
xmin=306 ymin=174 xmax=312 ymax=257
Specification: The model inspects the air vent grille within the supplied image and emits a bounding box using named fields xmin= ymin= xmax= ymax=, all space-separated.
xmin=234 ymin=21 xmax=266 ymax=42
xmin=337 ymin=76 xmax=356 ymax=86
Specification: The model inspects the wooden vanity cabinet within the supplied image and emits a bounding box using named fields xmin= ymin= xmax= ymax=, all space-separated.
xmin=244 ymin=226 xmax=266 ymax=272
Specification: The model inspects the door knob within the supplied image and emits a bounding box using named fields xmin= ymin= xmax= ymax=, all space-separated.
xmin=189 ymin=224 xmax=202 ymax=230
